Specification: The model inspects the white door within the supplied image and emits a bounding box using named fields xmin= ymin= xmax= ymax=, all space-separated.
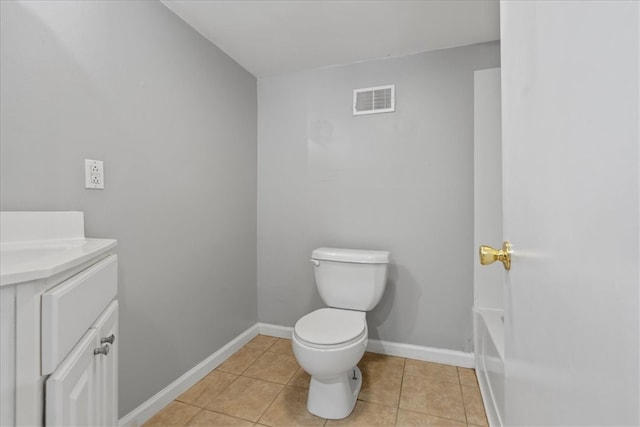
xmin=93 ymin=301 xmax=118 ymax=427
xmin=46 ymin=329 xmax=99 ymax=427
xmin=500 ymin=1 xmax=639 ymax=425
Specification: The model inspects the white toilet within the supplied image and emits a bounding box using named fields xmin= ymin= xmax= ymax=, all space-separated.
xmin=292 ymin=247 xmax=390 ymax=419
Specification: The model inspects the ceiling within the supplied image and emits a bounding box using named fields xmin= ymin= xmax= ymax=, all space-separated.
xmin=161 ymin=1 xmax=500 ymax=78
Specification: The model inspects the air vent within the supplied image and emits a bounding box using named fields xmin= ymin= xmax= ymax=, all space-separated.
xmin=353 ymin=85 xmax=395 ymax=115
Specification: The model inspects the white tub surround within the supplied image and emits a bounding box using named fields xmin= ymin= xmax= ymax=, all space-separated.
xmin=0 ymin=211 xmax=117 ymax=426
xmin=474 ymin=308 xmax=504 ymax=426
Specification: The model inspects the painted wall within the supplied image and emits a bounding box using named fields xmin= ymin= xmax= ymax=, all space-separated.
xmin=257 ymin=42 xmax=500 ymax=351
xmin=473 ymin=68 xmax=502 ymax=311
xmin=0 ymin=1 xmax=257 ymax=416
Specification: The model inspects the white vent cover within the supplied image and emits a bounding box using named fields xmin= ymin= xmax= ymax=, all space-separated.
xmin=353 ymin=85 xmax=395 ymax=115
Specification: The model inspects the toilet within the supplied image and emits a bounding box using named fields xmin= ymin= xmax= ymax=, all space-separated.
xmin=292 ymin=247 xmax=390 ymax=419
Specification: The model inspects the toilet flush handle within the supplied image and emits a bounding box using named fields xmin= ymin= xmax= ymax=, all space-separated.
xmin=310 ymin=259 xmax=320 ymax=267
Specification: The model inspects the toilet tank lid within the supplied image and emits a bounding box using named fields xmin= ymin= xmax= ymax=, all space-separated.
xmin=311 ymin=247 xmax=390 ymax=264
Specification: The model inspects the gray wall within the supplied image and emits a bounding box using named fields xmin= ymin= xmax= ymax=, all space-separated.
xmin=0 ymin=1 xmax=257 ymax=416
xmin=257 ymin=42 xmax=500 ymax=351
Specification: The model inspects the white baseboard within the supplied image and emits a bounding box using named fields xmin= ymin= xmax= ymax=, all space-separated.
xmin=118 ymin=324 xmax=259 ymax=427
xmin=366 ymin=338 xmax=475 ymax=368
xmin=257 ymin=322 xmax=292 ymax=339
xmin=257 ymin=322 xmax=474 ymax=368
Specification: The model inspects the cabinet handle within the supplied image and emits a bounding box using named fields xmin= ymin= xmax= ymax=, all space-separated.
xmin=94 ymin=345 xmax=110 ymax=356
xmin=101 ymin=334 xmax=115 ymax=345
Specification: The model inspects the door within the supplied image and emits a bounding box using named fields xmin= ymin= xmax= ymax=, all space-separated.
xmin=46 ymin=302 xmax=118 ymax=426
xmin=500 ymin=1 xmax=639 ymax=425
xmin=46 ymin=329 xmax=99 ymax=426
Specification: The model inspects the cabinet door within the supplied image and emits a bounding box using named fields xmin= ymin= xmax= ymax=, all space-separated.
xmin=42 ymin=255 xmax=117 ymax=375
xmin=93 ymin=301 xmax=118 ymax=427
xmin=46 ymin=329 xmax=99 ymax=427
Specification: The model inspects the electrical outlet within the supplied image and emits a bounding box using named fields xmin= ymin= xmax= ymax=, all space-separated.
xmin=85 ymin=159 xmax=104 ymax=189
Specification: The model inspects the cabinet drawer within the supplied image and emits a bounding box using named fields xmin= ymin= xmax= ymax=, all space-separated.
xmin=42 ymin=255 xmax=117 ymax=375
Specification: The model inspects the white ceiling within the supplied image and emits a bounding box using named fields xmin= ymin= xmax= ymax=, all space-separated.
xmin=161 ymin=1 xmax=500 ymax=78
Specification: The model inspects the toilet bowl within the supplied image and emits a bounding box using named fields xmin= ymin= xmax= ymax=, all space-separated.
xmin=292 ymin=308 xmax=368 ymax=419
xmin=292 ymin=248 xmax=390 ymax=420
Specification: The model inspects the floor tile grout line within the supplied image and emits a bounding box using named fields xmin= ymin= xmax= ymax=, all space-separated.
xmin=255 ymin=379 xmax=289 ymax=426
xmin=246 ymin=334 xmax=279 ymax=352
xmin=176 ymin=370 xmax=239 ymax=409
xmin=177 ymin=401 xmax=203 ymax=427
xmin=245 ymin=337 xmax=292 ymax=425
xmin=198 ymin=374 xmax=256 ymax=422
xmin=397 ymin=368 xmax=469 ymax=423
xmin=201 ymin=372 xmax=242 ymax=409
xmin=236 ymin=347 xmax=268 ymax=376
xmin=239 ymin=342 xmax=299 ymax=385
xmin=208 ymin=345 xmax=281 ymax=424
xmin=202 ymin=379 xmax=270 ymax=426
xmin=286 ymin=367 xmax=309 ymax=389
xmin=266 ymin=347 xmax=294 ymax=356
xmin=458 ymin=367 xmax=470 ymax=426
xmin=245 ymin=344 xmax=274 ymax=352
xmin=206 ymin=408 xmax=258 ymax=424
xmin=393 ymin=356 xmax=407 ymax=426
xmin=230 ymin=410 xmax=267 ymax=424
xmin=240 ymin=374 xmax=297 ymax=387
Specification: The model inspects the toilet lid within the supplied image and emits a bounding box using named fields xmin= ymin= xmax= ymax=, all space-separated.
xmin=294 ymin=308 xmax=366 ymax=346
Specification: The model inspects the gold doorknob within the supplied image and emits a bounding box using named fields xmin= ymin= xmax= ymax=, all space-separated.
xmin=479 ymin=241 xmax=512 ymax=270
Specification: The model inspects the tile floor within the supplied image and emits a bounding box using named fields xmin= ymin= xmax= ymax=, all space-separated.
xmin=144 ymin=335 xmax=488 ymax=427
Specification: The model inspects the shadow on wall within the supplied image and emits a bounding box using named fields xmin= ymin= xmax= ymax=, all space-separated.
xmin=367 ymin=262 xmax=421 ymax=342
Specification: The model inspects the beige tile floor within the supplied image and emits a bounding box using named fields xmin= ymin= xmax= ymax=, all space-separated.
xmin=144 ymin=335 xmax=488 ymax=427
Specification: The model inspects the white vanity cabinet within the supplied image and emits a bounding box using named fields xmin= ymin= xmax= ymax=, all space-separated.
xmin=0 ymin=211 xmax=118 ymax=427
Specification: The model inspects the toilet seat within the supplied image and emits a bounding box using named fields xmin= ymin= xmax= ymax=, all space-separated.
xmin=294 ymin=308 xmax=366 ymax=349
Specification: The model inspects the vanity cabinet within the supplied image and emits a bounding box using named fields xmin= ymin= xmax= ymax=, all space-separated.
xmin=0 ymin=254 xmax=118 ymax=426
xmin=0 ymin=211 xmax=118 ymax=427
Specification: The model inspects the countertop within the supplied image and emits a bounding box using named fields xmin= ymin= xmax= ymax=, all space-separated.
xmin=0 ymin=238 xmax=117 ymax=286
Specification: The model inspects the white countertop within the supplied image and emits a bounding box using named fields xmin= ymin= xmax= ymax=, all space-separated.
xmin=0 ymin=238 xmax=117 ymax=286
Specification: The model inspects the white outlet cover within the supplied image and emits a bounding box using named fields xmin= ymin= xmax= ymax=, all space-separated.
xmin=84 ymin=159 xmax=104 ymax=189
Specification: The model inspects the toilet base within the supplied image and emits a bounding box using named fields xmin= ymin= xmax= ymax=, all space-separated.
xmin=307 ymin=366 xmax=362 ymax=420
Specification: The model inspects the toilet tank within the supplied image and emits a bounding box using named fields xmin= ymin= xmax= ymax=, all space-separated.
xmin=311 ymin=248 xmax=390 ymax=311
